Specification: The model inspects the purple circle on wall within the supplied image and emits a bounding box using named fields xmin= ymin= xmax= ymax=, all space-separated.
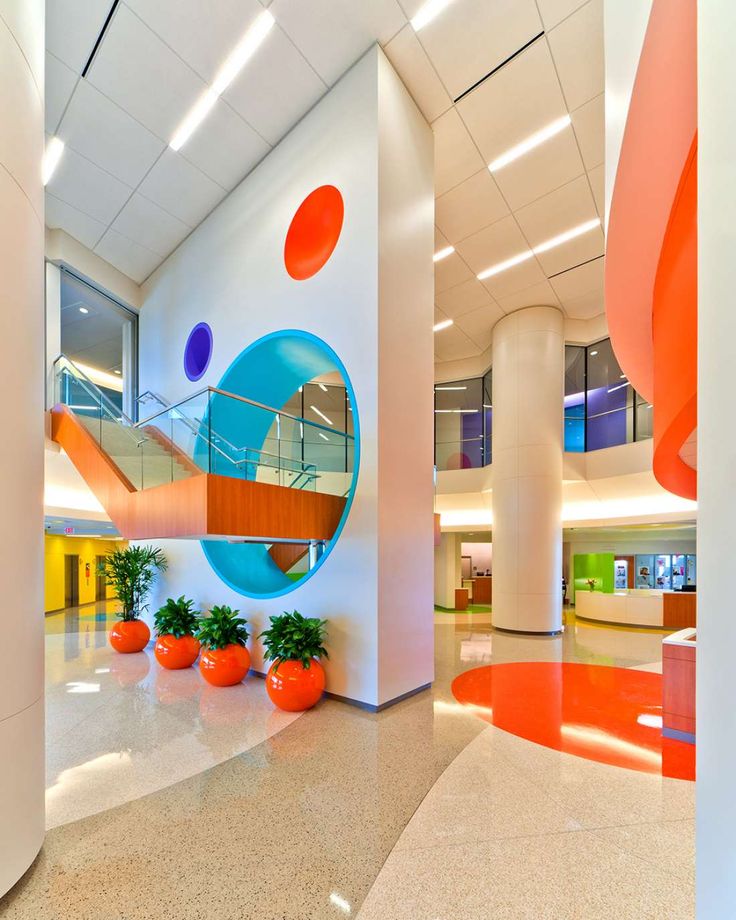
xmin=183 ymin=322 xmax=213 ymax=381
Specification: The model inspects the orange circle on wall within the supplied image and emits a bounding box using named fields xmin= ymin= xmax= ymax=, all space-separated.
xmin=284 ymin=185 xmax=344 ymax=280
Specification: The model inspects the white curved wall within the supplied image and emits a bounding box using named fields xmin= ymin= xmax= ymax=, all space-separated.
xmin=491 ymin=306 xmax=563 ymax=633
xmin=0 ymin=0 xmax=45 ymax=896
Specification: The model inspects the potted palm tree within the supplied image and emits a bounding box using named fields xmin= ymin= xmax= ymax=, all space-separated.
xmin=259 ymin=610 xmax=328 ymax=711
xmin=101 ymin=545 xmax=167 ymax=653
xmin=196 ymin=605 xmax=250 ymax=686
xmin=153 ymin=596 xmax=201 ymax=669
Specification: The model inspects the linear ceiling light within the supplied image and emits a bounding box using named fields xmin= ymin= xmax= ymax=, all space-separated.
xmin=435 ymin=385 xmax=467 ymax=391
xmin=170 ymin=10 xmax=274 ymax=151
xmin=310 ymin=405 xmax=333 ymax=426
xmin=433 ymin=245 xmax=455 ymax=262
xmin=42 ymin=137 xmax=65 ymax=185
xmin=433 ymin=319 xmax=453 ymax=332
xmin=411 ymin=0 xmax=455 ymax=31
xmin=476 ymin=218 xmax=600 ymax=281
xmin=488 ymin=114 xmax=571 ymax=172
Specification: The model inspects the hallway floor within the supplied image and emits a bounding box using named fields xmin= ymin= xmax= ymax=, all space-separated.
xmin=0 ymin=605 xmax=694 ymax=919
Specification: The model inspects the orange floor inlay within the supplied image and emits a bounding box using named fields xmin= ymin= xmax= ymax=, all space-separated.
xmin=451 ymin=662 xmax=695 ymax=781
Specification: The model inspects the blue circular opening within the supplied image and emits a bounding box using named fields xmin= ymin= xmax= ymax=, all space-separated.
xmin=198 ymin=330 xmax=360 ymax=599
xmin=184 ymin=323 xmax=213 ymax=381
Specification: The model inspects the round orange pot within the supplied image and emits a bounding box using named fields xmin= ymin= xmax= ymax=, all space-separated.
xmin=154 ymin=634 xmax=201 ymax=670
xmin=109 ymin=619 xmax=150 ymax=654
xmin=199 ymin=644 xmax=251 ymax=687
xmin=266 ymin=658 xmax=325 ymax=711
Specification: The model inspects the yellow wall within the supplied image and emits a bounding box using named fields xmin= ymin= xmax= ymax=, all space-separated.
xmin=44 ymin=535 xmax=128 ymax=613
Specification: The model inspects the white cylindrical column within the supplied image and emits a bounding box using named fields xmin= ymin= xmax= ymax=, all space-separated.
xmin=434 ymin=532 xmax=460 ymax=609
xmin=0 ymin=0 xmax=46 ymax=896
xmin=697 ymin=2 xmax=736 ymax=914
xmin=491 ymin=306 xmax=563 ymax=633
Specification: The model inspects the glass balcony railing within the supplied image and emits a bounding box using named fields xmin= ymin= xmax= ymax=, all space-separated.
xmin=53 ymin=356 xmax=353 ymax=497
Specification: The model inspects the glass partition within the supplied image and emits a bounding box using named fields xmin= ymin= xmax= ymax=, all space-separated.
xmin=564 ymin=345 xmax=586 ymax=452
xmin=434 ymin=377 xmax=485 ymax=471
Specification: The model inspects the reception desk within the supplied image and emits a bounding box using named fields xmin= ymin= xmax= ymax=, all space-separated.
xmin=662 ymin=628 xmax=696 ymax=743
xmin=576 ymin=589 xmax=696 ymax=629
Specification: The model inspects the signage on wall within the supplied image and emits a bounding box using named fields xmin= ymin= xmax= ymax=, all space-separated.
xmin=64 ymin=526 xmax=74 ymax=535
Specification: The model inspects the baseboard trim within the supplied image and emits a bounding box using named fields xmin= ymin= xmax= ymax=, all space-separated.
xmin=247 ymin=669 xmax=432 ymax=713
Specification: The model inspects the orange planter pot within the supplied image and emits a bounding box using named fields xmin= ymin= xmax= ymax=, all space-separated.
xmin=109 ymin=619 xmax=150 ymax=654
xmin=266 ymin=658 xmax=326 ymax=711
xmin=154 ymin=634 xmax=201 ymax=670
xmin=199 ymin=644 xmax=251 ymax=687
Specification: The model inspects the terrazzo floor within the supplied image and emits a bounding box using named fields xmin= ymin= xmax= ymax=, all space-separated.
xmin=0 ymin=604 xmax=694 ymax=919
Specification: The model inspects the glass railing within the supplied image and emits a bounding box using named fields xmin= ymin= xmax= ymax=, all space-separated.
xmin=54 ymin=356 xmax=353 ymax=497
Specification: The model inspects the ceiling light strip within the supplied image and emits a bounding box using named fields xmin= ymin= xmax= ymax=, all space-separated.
xmin=476 ymin=219 xmax=601 ymax=282
xmin=81 ymin=0 xmax=122 ymax=78
xmin=453 ymin=31 xmax=545 ymax=104
xmin=488 ymin=114 xmax=571 ymax=172
xmin=433 ymin=319 xmax=453 ymax=332
xmin=43 ymin=137 xmax=65 ymax=186
xmin=411 ymin=0 xmax=455 ymax=31
xmin=170 ymin=10 xmax=274 ymax=151
xmin=433 ymin=246 xmax=455 ymax=262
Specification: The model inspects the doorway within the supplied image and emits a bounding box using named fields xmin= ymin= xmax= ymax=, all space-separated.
xmin=64 ymin=554 xmax=79 ymax=608
xmin=95 ymin=555 xmax=107 ymax=602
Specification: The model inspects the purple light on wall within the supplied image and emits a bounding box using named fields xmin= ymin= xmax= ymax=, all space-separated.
xmin=183 ymin=322 xmax=213 ymax=381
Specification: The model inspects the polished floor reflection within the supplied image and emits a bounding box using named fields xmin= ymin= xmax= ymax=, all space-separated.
xmin=0 ymin=605 xmax=694 ymax=919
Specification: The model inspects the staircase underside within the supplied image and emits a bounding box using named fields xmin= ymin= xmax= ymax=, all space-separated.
xmin=51 ymin=405 xmax=346 ymax=542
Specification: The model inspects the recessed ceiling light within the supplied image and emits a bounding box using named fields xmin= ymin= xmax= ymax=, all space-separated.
xmin=433 ymin=245 xmax=455 ymax=262
xmin=78 ymin=306 xmax=89 ymax=314
xmin=435 ymin=386 xmax=467 ymax=391
xmin=476 ymin=219 xmax=601 ymax=282
xmin=42 ymin=136 xmax=65 ymax=185
xmin=411 ymin=0 xmax=455 ymax=31
xmin=114 ymin=369 xmax=121 ymax=375
xmin=170 ymin=10 xmax=274 ymax=151
xmin=488 ymin=115 xmax=572 ymax=172
xmin=318 ymin=383 xmax=328 ymax=392
xmin=590 ymin=350 xmax=598 ymax=356
xmin=433 ymin=319 xmax=453 ymax=332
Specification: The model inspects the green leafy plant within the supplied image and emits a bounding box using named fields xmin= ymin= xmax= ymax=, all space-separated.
xmin=99 ymin=545 xmax=167 ymax=621
xmin=259 ymin=610 xmax=328 ymax=671
xmin=154 ymin=596 xmax=200 ymax=638
xmin=196 ymin=605 xmax=249 ymax=650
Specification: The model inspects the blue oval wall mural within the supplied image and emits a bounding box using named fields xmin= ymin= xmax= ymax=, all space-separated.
xmin=184 ymin=322 xmax=213 ymax=381
xmin=196 ymin=329 xmax=359 ymax=598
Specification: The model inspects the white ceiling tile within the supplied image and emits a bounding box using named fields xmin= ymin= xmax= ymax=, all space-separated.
xmin=138 ymin=149 xmax=226 ymax=228
xmin=455 ymin=303 xmax=504 ymax=350
xmin=495 ymin=279 xmax=561 ymax=313
xmin=535 ymin=0 xmax=588 ymax=29
xmin=416 ymin=0 xmax=542 ymax=99
xmin=223 ymin=27 xmax=327 ymax=146
xmin=110 ymin=193 xmax=191 ymax=258
xmin=46 ymin=0 xmax=112 ymax=73
xmin=46 ymin=145 xmax=132 ymax=224
xmin=384 ymin=24 xmax=452 ymax=123
xmin=547 ymin=0 xmax=603 ymax=111
xmin=94 ymin=228 xmax=163 ymax=283
xmin=272 ymin=0 xmax=407 ymax=85
xmin=549 ymin=255 xmax=604 ymax=301
xmin=180 ymin=98 xmax=271 ymax=191
xmin=434 ymin=251 xmax=475 ymax=293
xmin=534 ymin=224 xmax=605 ymax=276
xmin=124 ymin=0 xmax=265 ymax=85
xmin=561 ymin=287 xmax=604 ymax=319
xmin=454 ymin=214 xmax=530 ymax=275
xmin=588 ymin=162 xmax=604 ymax=218
xmin=45 ymin=52 xmax=78 ymax=134
xmin=456 ymin=39 xmax=567 ymax=166
xmin=514 ymin=174 xmax=598 ymax=247
xmin=571 ymin=92 xmax=604 ymax=169
xmin=59 ymin=79 xmax=165 ymax=187
xmin=435 ymin=169 xmax=509 ymax=243
xmin=87 ymin=3 xmax=207 ymax=142
xmin=434 ymin=323 xmax=481 ymax=361
xmin=434 ymin=305 xmax=450 ymax=325
xmin=436 ymin=278 xmax=495 ymax=319
xmin=491 ymin=127 xmax=585 ymax=211
xmin=433 ymin=107 xmax=485 ymax=197
xmin=45 ymin=192 xmax=107 ymax=250
xmin=435 ymin=227 xmax=450 ymax=250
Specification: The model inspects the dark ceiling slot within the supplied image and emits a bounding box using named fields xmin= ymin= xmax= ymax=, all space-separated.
xmin=548 ymin=253 xmax=605 ymax=280
xmin=81 ymin=0 xmax=122 ymax=78
xmin=453 ymin=31 xmax=545 ymax=104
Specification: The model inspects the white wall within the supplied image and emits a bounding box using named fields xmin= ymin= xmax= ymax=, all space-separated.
xmin=0 ymin=0 xmax=45 ymax=897
xmin=434 ymin=533 xmax=460 ymax=609
xmin=138 ymin=47 xmax=434 ymax=709
xmin=697 ymin=1 xmax=736 ymax=913
xmin=461 ymin=541 xmax=492 ymax=574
